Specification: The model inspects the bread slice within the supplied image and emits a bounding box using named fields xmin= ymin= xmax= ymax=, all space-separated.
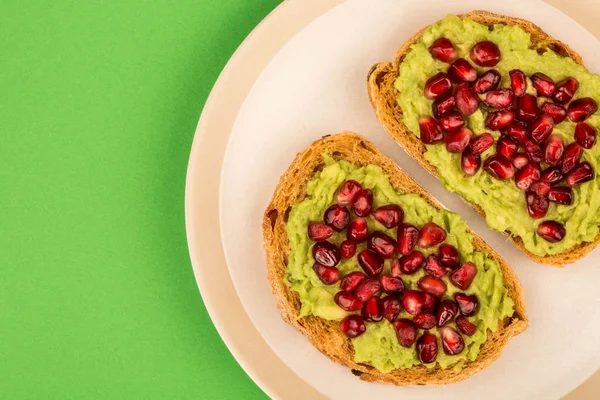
xmin=262 ymin=132 xmax=527 ymax=385
xmin=367 ymin=10 xmax=597 ymax=266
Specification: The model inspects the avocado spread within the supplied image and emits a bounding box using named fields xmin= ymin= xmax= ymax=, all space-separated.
xmin=396 ymin=15 xmax=600 ymax=256
xmin=286 ymin=156 xmax=514 ymax=372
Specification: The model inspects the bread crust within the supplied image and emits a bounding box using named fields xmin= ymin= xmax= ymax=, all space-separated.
xmin=262 ymin=132 xmax=527 ymax=386
xmin=367 ymin=10 xmax=598 ymax=266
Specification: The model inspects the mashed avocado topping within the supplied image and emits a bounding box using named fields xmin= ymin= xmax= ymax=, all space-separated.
xmin=286 ymin=156 xmax=514 ymax=372
xmin=396 ymin=15 xmax=600 ymax=256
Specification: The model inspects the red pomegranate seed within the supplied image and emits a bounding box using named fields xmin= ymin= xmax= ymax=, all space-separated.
xmin=419 ymin=116 xmax=444 ymax=144
xmin=470 ymin=41 xmax=501 ymax=66
xmin=496 ymin=135 xmax=519 ymax=160
xmin=313 ymin=263 xmax=340 ymax=285
xmin=394 ymin=319 xmax=417 ymax=348
xmin=418 ymin=275 xmax=447 ymax=297
xmin=448 ymin=58 xmax=477 ymax=82
xmin=553 ymin=77 xmax=579 ymax=104
xmin=485 ymin=89 xmax=515 ymax=109
xmin=418 ymin=222 xmax=447 ymax=248
xmin=513 ymin=153 xmax=530 ymax=169
xmin=540 ymin=167 xmax=563 ymax=185
xmin=450 ymin=262 xmax=477 ymax=290
xmin=537 ymin=220 xmax=566 ymax=243
xmin=334 ymin=291 xmax=362 ymax=311
xmin=373 ymin=204 xmax=403 ymax=228
xmin=417 ymin=332 xmax=438 ymax=363
xmin=531 ymin=73 xmax=556 ymax=97
xmin=357 ymin=249 xmax=384 ymax=277
xmin=514 ymin=162 xmax=541 ymax=191
xmin=506 ymin=122 xmax=529 ymax=145
xmin=355 ymin=278 xmax=381 ymax=302
xmin=340 ymin=240 xmax=357 ymax=259
xmin=509 ymin=69 xmax=527 ymax=96
xmin=307 ymin=222 xmax=333 ymax=241
xmin=340 ymin=315 xmax=366 ymax=338
xmin=445 ymin=127 xmax=472 ymax=153
xmin=414 ymin=312 xmax=437 ymax=330
xmin=367 ymin=231 xmax=396 ymax=259
xmin=526 ymin=191 xmax=549 ymax=219
xmin=424 ymin=254 xmax=447 ymax=278
xmin=541 ymin=101 xmax=567 ymax=124
xmin=432 ymin=95 xmax=456 ymax=119
xmin=398 ymin=224 xmax=419 ymax=255
xmin=470 ymin=133 xmax=494 ymax=155
xmin=566 ymin=162 xmax=594 ymax=187
xmin=340 ymin=271 xmax=366 ymax=292
xmin=548 ymin=186 xmax=573 ymax=205
xmin=562 ymin=143 xmax=583 ymax=174
xmin=436 ymin=299 xmax=458 ymax=326
xmin=461 ymin=149 xmax=481 ymax=176
xmin=529 ymin=181 xmax=551 ymax=197
xmin=568 ymin=98 xmax=598 ymax=122
xmin=428 ymin=37 xmax=457 ymax=62
xmin=530 ymin=115 xmax=554 ymax=144
xmin=438 ymin=244 xmax=461 ymax=270
xmin=312 ymin=241 xmax=341 ymax=267
xmin=474 ymin=69 xmax=501 ymax=94
xmin=424 ymin=72 xmax=453 ymax=100
xmin=440 ymin=326 xmax=465 ymax=355
xmin=516 ymin=94 xmax=539 ymax=121
xmin=399 ymin=250 xmax=425 ymax=274
xmin=347 ymin=217 xmax=369 ymax=242
xmin=380 ymin=274 xmax=405 ymax=294
xmin=382 ymin=296 xmax=402 ymax=322
xmin=484 ymin=154 xmax=515 ymax=180
xmin=525 ymin=140 xmax=544 ymax=163
xmin=544 ymin=135 xmax=565 ymax=166
xmin=439 ymin=111 xmax=465 ymax=133
xmin=390 ymin=259 xmax=402 ymax=277
xmin=402 ymin=290 xmax=425 ymax=315
xmin=575 ymin=122 xmax=597 ymax=149
xmin=454 ymin=83 xmax=480 ymax=116
xmin=361 ymin=296 xmax=384 ymax=322
xmin=485 ymin=110 xmax=515 ymax=130
xmin=454 ymin=293 xmax=479 ymax=316
xmin=324 ymin=204 xmax=350 ymax=231
xmin=456 ymin=316 xmax=477 ymax=336
xmin=336 ymin=180 xmax=362 ymax=206
xmin=353 ymin=189 xmax=373 ymax=217
xmin=423 ymin=292 xmax=440 ymax=313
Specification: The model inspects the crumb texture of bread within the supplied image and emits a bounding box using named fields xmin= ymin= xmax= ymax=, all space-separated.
xmin=262 ymin=131 xmax=527 ymax=385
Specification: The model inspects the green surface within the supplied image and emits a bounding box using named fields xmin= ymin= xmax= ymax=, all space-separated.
xmin=0 ymin=0 xmax=280 ymax=398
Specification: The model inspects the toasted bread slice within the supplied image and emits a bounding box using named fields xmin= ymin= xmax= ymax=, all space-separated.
xmin=367 ymin=10 xmax=598 ymax=266
xmin=262 ymin=132 xmax=527 ymax=385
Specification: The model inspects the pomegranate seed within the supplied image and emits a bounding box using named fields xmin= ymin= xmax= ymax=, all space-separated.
xmin=541 ymin=101 xmax=567 ymax=124
xmin=419 ymin=116 xmax=444 ymax=144
xmin=357 ymin=249 xmax=384 ymax=277
xmin=448 ymin=58 xmax=477 ymax=82
xmin=336 ymin=180 xmax=362 ymax=206
xmin=312 ymin=241 xmax=341 ymax=267
xmin=347 ymin=217 xmax=369 ymax=242
xmin=496 ymin=135 xmax=518 ymax=160
xmin=340 ymin=271 xmax=366 ymax=292
xmin=450 ymin=262 xmax=478 ymax=290
xmin=418 ymin=275 xmax=447 ymax=297
xmin=307 ymin=222 xmax=333 ymax=241
xmin=509 ymin=69 xmax=527 ymax=96
xmin=544 ymin=135 xmax=565 ymax=166
xmin=367 ymin=231 xmax=396 ymax=259
xmin=380 ymin=274 xmax=405 ymax=294
xmin=340 ymin=240 xmax=357 ymax=259
xmin=424 ymin=72 xmax=453 ymax=100
xmin=361 ymin=296 xmax=384 ymax=322
xmin=397 ymin=224 xmax=419 ymax=255
xmin=566 ymin=162 xmax=594 ymax=187
xmin=436 ymin=299 xmax=458 ymax=326
xmin=470 ymin=41 xmax=501 ymax=66
xmin=531 ymin=73 xmax=556 ymax=97
xmin=485 ymin=89 xmax=515 ymax=110
xmin=568 ymin=97 xmax=598 ymax=122
xmin=438 ymin=244 xmax=461 ymax=270
xmin=540 ymin=167 xmax=563 ymax=185
xmin=474 ymin=69 xmax=501 ymax=94
xmin=394 ymin=319 xmax=417 ymax=348
xmin=484 ymin=154 xmax=515 ymax=180
xmin=372 ymin=205 xmax=403 ymax=229
xmin=454 ymin=293 xmax=479 ymax=316
xmin=530 ymin=115 xmax=554 ymax=144
xmin=423 ymin=293 xmax=440 ymax=313
xmin=553 ymin=77 xmax=579 ymax=104
xmin=516 ymin=94 xmax=539 ymax=121
xmin=454 ymin=83 xmax=480 ymax=116
xmin=506 ymin=122 xmax=529 ymax=145
xmin=440 ymin=326 xmax=465 ymax=355
xmin=418 ymin=222 xmax=447 ymax=248
xmin=485 ymin=110 xmax=515 ymax=130
xmin=414 ymin=312 xmax=437 ymax=330
xmin=529 ymin=181 xmax=551 ymax=197
xmin=399 ymin=251 xmax=425 ymax=274
xmin=432 ymin=95 xmax=456 ymax=119
xmin=391 ymin=258 xmax=402 ymax=278
xmin=525 ymin=141 xmax=544 ymax=163
xmin=353 ymin=189 xmax=373 ymax=217
xmin=382 ymin=296 xmax=402 ymax=322
xmin=461 ymin=149 xmax=481 ymax=176
xmin=526 ymin=191 xmax=550 ymax=219
xmin=428 ymin=37 xmax=457 ymax=62
xmin=324 ymin=204 xmax=350 ymax=231
xmin=548 ymin=186 xmax=573 ymax=205
xmin=313 ymin=263 xmax=340 ymax=285
xmin=562 ymin=143 xmax=583 ymax=174
xmin=424 ymin=254 xmax=446 ymax=278
xmin=355 ymin=278 xmax=381 ymax=302
xmin=537 ymin=220 xmax=566 ymax=243
xmin=439 ymin=111 xmax=465 ymax=133
xmin=470 ymin=133 xmax=494 ymax=155
xmin=340 ymin=315 xmax=366 ymax=338
xmin=334 ymin=291 xmax=362 ymax=311
xmin=456 ymin=316 xmax=477 ymax=336
xmin=445 ymin=127 xmax=472 ymax=153
xmin=402 ymin=290 xmax=425 ymax=315
xmin=513 ymin=153 xmax=530 ymax=169
xmin=514 ymin=162 xmax=541 ymax=191
xmin=575 ymin=122 xmax=597 ymax=149
xmin=417 ymin=332 xmax=438 ymax=363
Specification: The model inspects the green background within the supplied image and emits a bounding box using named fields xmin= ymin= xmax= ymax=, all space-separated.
xmin=1 ymin=0 xmax=281 ymax=398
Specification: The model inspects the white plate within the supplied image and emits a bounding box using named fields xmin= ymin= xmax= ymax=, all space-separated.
xmin=219 ymin=0 xmax=600 ymax=398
